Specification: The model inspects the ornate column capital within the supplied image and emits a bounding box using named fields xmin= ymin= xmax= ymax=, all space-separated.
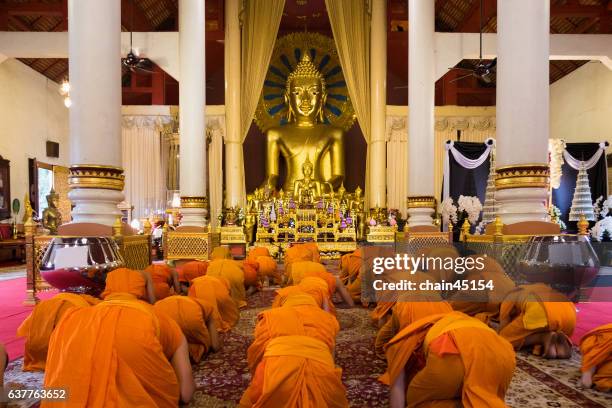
xmin=406 ymin=195 xmax=436 ymax=209
xmin=68 ymin=165 xmax=125 ymax=191
xmin=180 ymin=196 xmax=209 ymax=209
xmin=495 ymin=164 xmax=549 ymax=190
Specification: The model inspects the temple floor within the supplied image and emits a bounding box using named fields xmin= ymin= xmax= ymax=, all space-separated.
xmin=3 ymin=262 xmax=612 ymax=408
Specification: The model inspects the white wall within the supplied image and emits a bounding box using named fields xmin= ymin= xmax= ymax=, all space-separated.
xmin=0 ymin=59 xmax=69 ymax=221
xmin=550 ymin=61 xmax=612 ymax=143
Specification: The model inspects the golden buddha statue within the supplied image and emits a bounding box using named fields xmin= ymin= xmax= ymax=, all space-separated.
xmin=294 ymin=156 xmax=322 ymax=204
xmin=263 ymin=54 xmax=345 ymax=193
xmin=42 ymin=189 xmax=62 ymax=235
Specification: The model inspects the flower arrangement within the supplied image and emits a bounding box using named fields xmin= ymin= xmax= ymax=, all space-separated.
xmin=548 ymin=204 xmax=567 ymax=231
xmin=439 ymin=197 xmax=458 ymax=225
xmin=457 ymin=195 xmax=483 ymax=225
xmin=591 ymin=195 xmax=612 ymax=241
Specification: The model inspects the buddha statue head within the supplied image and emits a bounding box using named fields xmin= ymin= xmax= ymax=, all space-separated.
xmin=46 ymin=189 xmax=59 ymax=209
xmin=302 ymin=156 xmax=314 ymax=179
xmin=285 ymin=53 xmax=327 ymax=124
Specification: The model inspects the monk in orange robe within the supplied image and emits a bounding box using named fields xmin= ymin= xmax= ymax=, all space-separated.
xmin=255 ymin=255 xmax=281 ymax=285
xmin=499 ymin=283 xmax=576 ymax=359
xmin=375 ymin=297 xmax=453 ymax=359
xmin=240 ymin=292 xmax=348 ymax=407
xmin=286 ymin=260 xmax=354 ymax=305
xmin=580 ymin=323 xmax=612 ymax=391
xmin=207 ymin=259 xmax=247 ymax=308
xmin=189 ymin=275 xmax=240 ymax=332
xmin=247 ymin=246 xmax=271 ymax=261
xmin=449 ymin=255 xmax=516 ymax=324
xmin=211 ymin=245 xmax=232 ymax=260
xmin=16 ymin=293 xmax=100 ymax=371
xmin=383 ymin=311 xmax=515 ymax=408
xmin=145 ymin=263 xmax=180 ymax=301
xmin=284 ymin=243 xmax=321 ymax=279
xmin=178 ymin=260 xmax=208 ymax=292
xmin=43 ymin=268 xmax=195 ymax=406
xmin=241 ymin=259 xmax=261 ymax=290
xmin=273 ymin=276 xmax=335 ymax=313
xmin=154 ymin=295 xmax=221 ymax=363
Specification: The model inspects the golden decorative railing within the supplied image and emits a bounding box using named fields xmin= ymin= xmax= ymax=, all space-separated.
xmin=164 ymin=229 xmax=210 ymax=262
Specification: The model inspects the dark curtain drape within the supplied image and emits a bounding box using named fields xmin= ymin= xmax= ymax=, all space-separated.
xmin=447 ymin=142 xmax=490 ymax=206
xmin=552 ymin=143 xmax=608 ymax=232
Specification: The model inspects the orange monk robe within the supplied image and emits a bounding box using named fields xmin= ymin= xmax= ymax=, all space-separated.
xmin=189 ymin=275 xmax=239 ymax=331
xmin=154 ymin=295 xmax=214 ymax=363
xmin=272 ymin=277 xmax=335 ymax=314
xmin=449 ymin=255 xmax=516 ymax=323
xmin=499 ymin=283 xmax=576 ymax=349
xmin=102 ymin=267 xmax=149 ymax=300
xmin=240 ymin=295 xmax=347 ymax=408
xmin=145 ymin=264 xmax=175 ymax=300
xmin=254 ymin=256 xmax=281 ymax=284
xmin=285 ymin=260 xmax=335 ymax=295
xmin=383 ymin=311 xmax=515 ymax=408
xmin=247 ymin=246 xmax=270 ymax=261
xmin=16 ymin=293 xmax=100 ymax=371
xmin=207 ymin=259 xmax=247 ymax=308
xmin=178 ymin=260 xmax=208 ymax=283
xmin=421 ymin=245 xmax=460 ymax=283
xmin=284 ymin=243 xmax=321 ymax=278
xmin=43 ymin=295 xmax=184 ymax=408
xmin=340 ymin=249 xmax=362 ymax=285
xmin=375 ymin=300 xmax=453 ymax=359
xmin=241 ymin=259 xmax=260 ymax=287
xmin=370 ymin=270 xmax=438 ymax=326
xmin=580 ymin=323 xmax=612 ymax=392
xmin=211 ymin=246 xmax=232 ymax=260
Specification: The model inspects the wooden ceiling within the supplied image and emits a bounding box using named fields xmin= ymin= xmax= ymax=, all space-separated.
xmin=1 ymin=0 xmax=610 ymax=106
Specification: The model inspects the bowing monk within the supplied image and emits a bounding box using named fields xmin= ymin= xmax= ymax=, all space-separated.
xmin=154 ymin=295 xmax=221 ymax=363
xmin=580 ymin=323 xmax=612 ymax=391
xmin=16 ymin=293 xmax=99 ymax=371
xmin=145 ymin=263 xmax=180 ymax=301
xmin=284 ymin=243 xmax=321 ymax=279
xmin=449 ymin=255 xmax=516 ymax=324
xmin=189 ymin=275 xmax=240 ymax=332
xmin=273 ymin=276 xmax=334 ymax=313
xmin=178 ymin=260 xmax=208 ymax=290
xmin=499 ymin=283 xmax=576 ymax=359
xmin=43 ymin=268 xmax=195 ymax=407
xmin=287 ymin=260 xmax=354 ymax=307
xmin=375 ymin=297 xmax=453 ymax=359
xmin=383 ymin=311 xmax=515 ymax=408
xmin=211 ymin=245 xmax=232 ymax=260
xmin=240 ymin=292 xmax=348 ymax=408
xmin=207 ymin=258 xmax=248 ymax=308
xmin=248 ymin=247 xmax=281 ymax=285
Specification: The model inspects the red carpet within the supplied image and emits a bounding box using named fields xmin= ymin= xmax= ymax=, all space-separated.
xmin=0 ymin=277 xmax=55 ymax=361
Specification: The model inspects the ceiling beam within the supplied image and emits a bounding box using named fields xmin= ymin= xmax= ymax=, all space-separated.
xmin=0 ymin=2 xmax=63 ymax=17
xmin=551 ymin=4 xmax=606 ymax=18
xmin=457 ymin=0 xmax=497 ymax=33
xmin=121 ymin=0 xmax=154 ymax=32
xmin=9 ymin=15 xmax=32 ymax=32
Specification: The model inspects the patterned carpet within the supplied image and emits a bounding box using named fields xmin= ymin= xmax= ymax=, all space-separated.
xmin=4 ymin=288 xmax=612 ymax=407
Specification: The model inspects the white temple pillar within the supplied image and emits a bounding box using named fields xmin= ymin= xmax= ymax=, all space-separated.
xmin=67 ymin=0 xmax=124 ymax=226
xmin=495 ymin=0 xmax=550 ymax=224
xmin=224 ymin=0 xmax=243 ymax=209
xmin=178 ymin=0 xmax=208 ymax=227
xmin=407 ymin=0 xmax=436 ymax=227
xmin=369 ymin=0 xmax=387 ymax=211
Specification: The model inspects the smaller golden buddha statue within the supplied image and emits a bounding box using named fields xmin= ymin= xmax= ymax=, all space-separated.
xmin=42 ymin=189 xmax=62 ymax=235
xmin=294 ymin=156 xmax=322 ymax=205
xmin=22 ymin=193 xmax=33 ymax=224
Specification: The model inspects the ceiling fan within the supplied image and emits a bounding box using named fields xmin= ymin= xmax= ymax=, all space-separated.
xmin=448 ymin=0 xmax=496 ymax=84
xmin=123 ymin=1 xmax=154 ymax=75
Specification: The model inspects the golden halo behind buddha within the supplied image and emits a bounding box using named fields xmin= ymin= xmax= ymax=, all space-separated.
xmin=255 ymin=32 xmax=356 ymax=133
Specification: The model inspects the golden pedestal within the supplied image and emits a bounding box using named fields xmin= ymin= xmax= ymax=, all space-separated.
xmin=367 ymin=225 xmax=397 ymax=243
xmin=220 ymin=226 xmax=247 ymax=244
